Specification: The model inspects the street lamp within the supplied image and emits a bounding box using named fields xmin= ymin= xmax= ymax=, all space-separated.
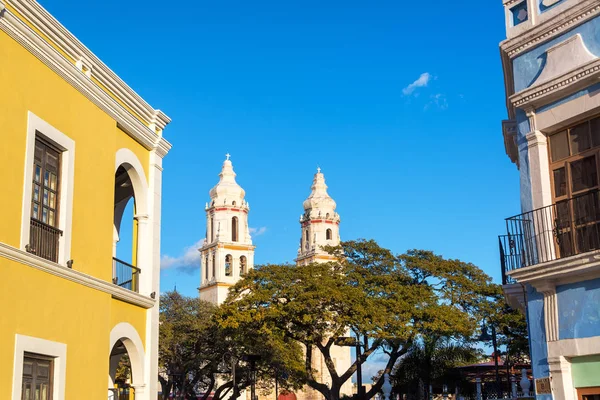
xmin=242 ymin=354 xmax=261 ymax=400
xmin=478 ymin=322 xmax=500 ymax=395
xmin=335 ymin=336 xmax=364 ymax=400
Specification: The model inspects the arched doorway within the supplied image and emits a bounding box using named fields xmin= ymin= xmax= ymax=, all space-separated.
xmin=108 ymin=323 xmax=145 ymax=400
xmin=113 ymin=166 xmax=139 ymax=292
xmin=109 ymin=339 xmax=134 ymax=399
xmin=112 ymin=149 xmax=149 ymax=294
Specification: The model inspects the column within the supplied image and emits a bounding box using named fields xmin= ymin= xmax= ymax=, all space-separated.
xmin=143 ymin=149 xmax=164 ymax=400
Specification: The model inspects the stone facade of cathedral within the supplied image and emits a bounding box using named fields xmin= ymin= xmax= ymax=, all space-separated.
xmin=199 ymin=156 xmax=353 ymax=400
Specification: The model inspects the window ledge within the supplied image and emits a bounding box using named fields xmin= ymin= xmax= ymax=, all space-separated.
xmin=0 ymin=241 xmax=155 ymax=309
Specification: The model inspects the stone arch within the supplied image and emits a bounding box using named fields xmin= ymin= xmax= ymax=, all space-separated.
xmin=114 ymin=148 xmax=149 ymax=227
xmin=113 ymin=148 xmax=150 ymax=293
xmin=108 ymin=322 xmax=145 ymax=387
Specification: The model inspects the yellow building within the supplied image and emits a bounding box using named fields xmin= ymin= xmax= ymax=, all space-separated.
xmin=0 ymin=1 xmax=171 ymax=399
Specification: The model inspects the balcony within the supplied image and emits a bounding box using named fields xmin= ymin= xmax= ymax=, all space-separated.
xmin=499 ymin=189 xmax=600 ymax=284
xmin=26 ymin=218 xmax=62 ymax=263
xmin=112 ymin=257 xmax=140 ymax=292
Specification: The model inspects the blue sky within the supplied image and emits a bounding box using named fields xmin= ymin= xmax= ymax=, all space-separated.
xmin=43 ymin=0 xmax=517 ymax=344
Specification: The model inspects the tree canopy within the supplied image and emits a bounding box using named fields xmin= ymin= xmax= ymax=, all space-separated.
xmin=217 ymin=240 xmax=500 ymax=400
xmin=158 ymin=291 xmax=305 ymax=400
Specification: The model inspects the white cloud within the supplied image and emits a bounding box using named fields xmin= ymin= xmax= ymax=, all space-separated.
xmin=402 ymin=72 xmax=431 ymax=96
xmin=425 ymin=93 xmax=448 ymax=110
xmin=249 ymin=226 xmax=267 ymax=237
xmin=161 ymin=239 xmax=203 ymax=271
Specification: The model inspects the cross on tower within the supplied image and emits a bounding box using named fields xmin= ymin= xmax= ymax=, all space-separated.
xmin=317 ymin=166 xmax=321 ymax=173
xmin=225 ymin=153 xmax=231 ymax=160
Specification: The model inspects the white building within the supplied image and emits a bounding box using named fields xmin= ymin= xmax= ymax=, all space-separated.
xmin=198 ymin=155 xmax=255 ymax=305
xmin=296 ymin=168 xmax=353 ymax=400
xmin=197 ymin=158 xmax=352 ymax=400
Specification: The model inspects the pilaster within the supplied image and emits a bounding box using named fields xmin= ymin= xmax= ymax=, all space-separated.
xmin=548 ymin=356 xmax=576 ymax=400
xmin=534 ymin=281 xmax=559 ymax=342
xmin=525 ymin=127 xmax=553 ymax=211
xmin=143 ymin=149 xmax=163 ymax=400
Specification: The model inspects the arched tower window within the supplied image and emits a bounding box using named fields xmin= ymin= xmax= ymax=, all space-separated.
xmin=305 ymin=229 xmax=309 ymax=250
xmin=240 ymin=256 xmax=247 ymax=276
xmin=232 ymin=201 xmax=237 ymax=206
xmin=225 ymin=254 xmax=232 ymax=276
xmin=326 ymin=229 xmax=332 ymax=240
xmin=205 ymin=255 xmax=209 ymax=281
xmin=210 ymin=216 xmax=214 ymax=243
xmin=212 ymin=253 xmax=216 ymax=278
xmin=232 ymin=217 xmax=239 ymax=242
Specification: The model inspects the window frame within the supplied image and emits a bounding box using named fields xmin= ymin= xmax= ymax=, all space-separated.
xmin=22 ymin=352 xmax=54 ymax=400
xmin=548 ymin=116 xmax=600 ymax=203
xmin=32 ymin=138 xmax=62 ymax=228
xmin=225 ymin=254 xmax=232 ymax=277
xmin=578 ymin=387 xmax=600 ymax=400
xmin=547 ymin=116 xmax=600 ymax=257
xmin=240 ymin=255 xmax=247 ymax=276
xmin=20 ymin=112 xmax=75 ymax=265
xmin=232 ymin=217 xmax=238 ymax=242
xmin=12 ymin=335 xmax=66 ymax=400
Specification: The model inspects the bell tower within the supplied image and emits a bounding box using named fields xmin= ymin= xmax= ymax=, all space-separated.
xmin=295 ymin=168 xmax=353 ymax=400
xmin=199 ymin=154 xmax=255 ymax=305
xmin=296 ymin=167 xmax=340 ymax=265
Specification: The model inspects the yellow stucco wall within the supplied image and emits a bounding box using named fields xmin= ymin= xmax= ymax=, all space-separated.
xmin=0 ymin=15 xmax=153 ymax=400
xmin=0 ymin=26 xmax=149 ymax=280
xmin=0 ymin=258 xmax=148 ymax=398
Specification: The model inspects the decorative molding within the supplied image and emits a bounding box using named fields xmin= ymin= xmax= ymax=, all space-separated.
xmin=510 ymin=58 xmax=600 ymax=109
xmin=536 ymin=281 xmax=559 ymax=342
xmin=525 ymin=129 xmax=546 ymax=148
xmin=502 ymin=120 xmax=520 ymax=167
xmin=0 ymin=241 xmax=156 ymax=308
xmin=12 ymin=335 xmax=67 ymax=400
xmin=502 ymin=283 xmax=526 ymax=312
xmin=0 ymin=1 xmax=172 ymax=155
xmin=501 ymin=0 xmax=600 ymax=58
xmin=548 ymin=336 xmax=600 ymax=358
xmin=6 ymin=0 xmax=170 ymax=130
xmin=509 ymin=249 xmax=600 ymax=285
xmin=109 ymin=322 xmax=146 ymax=387
xmin=533 ymin=34 xmax=597 ymax=86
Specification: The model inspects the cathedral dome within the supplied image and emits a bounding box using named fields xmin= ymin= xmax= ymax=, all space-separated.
xmin=302 ymin=168 xmax=337 ymax=219
xmin=209 ymin=155 xmax=246 ymax=205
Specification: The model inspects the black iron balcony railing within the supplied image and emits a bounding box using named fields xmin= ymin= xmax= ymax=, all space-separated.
xmin=27 ymin=218 xmax=62 ymax=263
xmin=112 ymin=257 xmax=140 ymax=292
xmin=498 ymin=235 xmax=523 ymax=285
xmin=500 ymin=189 xmax=600 ymax=283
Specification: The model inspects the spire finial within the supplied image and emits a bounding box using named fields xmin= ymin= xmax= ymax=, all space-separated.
xmin=225 ymin=153 xmax=231 ymax=161
xmin=317 ymin=166 xmax=321 ymax=173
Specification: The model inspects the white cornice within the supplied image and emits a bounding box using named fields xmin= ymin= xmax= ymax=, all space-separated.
xmin=509 ymin=58 xmax=600 ymax=109
xmin=0 ymin=0 xmax=172 ymax=155
xmin=0 ymin=241 xmax=156 ymax=309
xmin=508 ymin=249 xmax=600 ymax=286
xmin=501 ymin=0 xmax=600 ymax=58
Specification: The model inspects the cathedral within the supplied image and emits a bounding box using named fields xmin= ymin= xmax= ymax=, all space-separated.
xmin=198 ymin=155 xmax=353 ymax=399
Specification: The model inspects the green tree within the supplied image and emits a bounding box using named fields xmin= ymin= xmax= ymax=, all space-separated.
xmin=392 ymin=336 xmax=481 ymax=400
xmin=489 ymin=298 xmax=530 ymax=365
xmin=159 ymin=291 xmax=305 ymax=400
xmin=218 ymin=240 xmax=498 ymax=400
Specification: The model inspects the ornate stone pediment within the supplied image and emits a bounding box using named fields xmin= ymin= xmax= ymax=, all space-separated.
xmin=532 ymin=34 xmax=597 ymax=86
